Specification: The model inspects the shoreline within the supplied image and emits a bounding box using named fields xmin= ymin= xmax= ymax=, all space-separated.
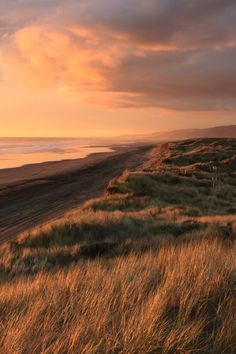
xmin=0 ymin=146 xmax=118 ymax=189
xmin=0 ymin=143 xmax=154 ymax=243
xmin=0 ymin=144 xmax=135 ymax=190
xmin=0 ymin=144 xmax=115 ymax=171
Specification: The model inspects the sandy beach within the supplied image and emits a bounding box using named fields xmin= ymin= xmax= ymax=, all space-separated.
xmin=0 ymin=144 xmax=153 ymax=243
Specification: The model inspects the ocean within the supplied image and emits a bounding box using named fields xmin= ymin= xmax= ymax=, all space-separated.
xmin=0 ymin=138 xmax=113 ymax=169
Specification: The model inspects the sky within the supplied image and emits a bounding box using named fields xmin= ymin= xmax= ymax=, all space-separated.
xmin=0 ymin=0 xmax=236 ymax=137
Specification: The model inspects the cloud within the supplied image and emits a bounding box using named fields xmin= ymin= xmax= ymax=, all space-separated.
xmin=58 ymin=0 xmax=236 ymax=49
xmin=103 ymin=47 xmax=236 ymax=110
xmin=3 ymin=25 xmax=126 ymax=90
xmin=0 ymin=1 xmax=61 ymax=39
xmin=1 ymin=0 xmax=236 ymax=112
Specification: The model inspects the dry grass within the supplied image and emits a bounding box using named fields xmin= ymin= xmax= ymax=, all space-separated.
xmin=0 ymin=138 xmax=236 ymax=353
xmin=0 ymin=240 xmax=235 ymax=353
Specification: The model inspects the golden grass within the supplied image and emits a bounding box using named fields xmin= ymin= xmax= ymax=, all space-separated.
xmin=1 ymin=138 xmax=236 ymax=353
xmin=0 ymin=240 xmax=235 ymax=353
xmin=196 ymin=215 xmax=236 ymax=223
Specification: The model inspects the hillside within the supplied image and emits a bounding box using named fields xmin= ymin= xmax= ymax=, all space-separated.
xmin=0 ymin=138 xmax=236 ymax=353
xmin=118 ymin=125 xmax=236 ymax=143
xmin=152 ymin=125 xmax=236 ymax=141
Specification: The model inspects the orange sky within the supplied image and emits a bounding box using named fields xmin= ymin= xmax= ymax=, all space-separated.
xmin=0 ymin=0 xmax=236 ymax=137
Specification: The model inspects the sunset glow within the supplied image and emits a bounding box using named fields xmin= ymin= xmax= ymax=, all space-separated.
xmin=0 ymin=0 xmax=236 ymax=137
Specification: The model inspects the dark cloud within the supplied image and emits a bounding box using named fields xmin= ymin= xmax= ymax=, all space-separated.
xmin=0 ymin=0 xmax=61 ymax=39
xmin=101 ymin=47 xmax=236 ymax=110
xmin=59 ymin=0 xmax=236 ymax=48
xmin=3 ymin=1 xmax=235 ymax=48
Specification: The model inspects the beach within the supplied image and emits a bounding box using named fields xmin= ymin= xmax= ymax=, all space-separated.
xmin=0 ymin=137 xmax=114 ymax=169
xmin=0 ymin=144 xmax=153 ymax=243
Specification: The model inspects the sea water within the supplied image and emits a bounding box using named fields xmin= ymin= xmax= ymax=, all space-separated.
xmin=0 ymin=138 xmax=113 ymax=169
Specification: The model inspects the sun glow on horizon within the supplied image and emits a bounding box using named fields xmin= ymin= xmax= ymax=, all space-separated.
xmin=0 ymin=0 xmax=236 ymax=137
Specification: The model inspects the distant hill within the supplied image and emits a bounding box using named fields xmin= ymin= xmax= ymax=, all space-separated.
xmin=116 ymin=125 xmax=236 ymax=143
xmin=151 ymin=125 xmax=236 ymax=141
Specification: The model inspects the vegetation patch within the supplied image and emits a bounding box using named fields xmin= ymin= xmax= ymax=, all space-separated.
xmin=0 ymin=138 xmax=236 ymax=353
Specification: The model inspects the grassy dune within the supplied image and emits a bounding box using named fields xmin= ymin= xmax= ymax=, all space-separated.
xmin=0 ymin=138 xmax=236 ymax=353
xmin=1 ymin=241 xmax=236 ymax=353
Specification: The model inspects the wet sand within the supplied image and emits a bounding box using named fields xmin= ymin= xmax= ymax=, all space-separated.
xmin=0 ymin=144 xmax=154 ymax=243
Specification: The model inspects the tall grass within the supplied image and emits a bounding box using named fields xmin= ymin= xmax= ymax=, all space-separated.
xmin=0 ymin=138 xmax=236 ymax=353
xmin=0 ymin=240 xmax=235 ymax=353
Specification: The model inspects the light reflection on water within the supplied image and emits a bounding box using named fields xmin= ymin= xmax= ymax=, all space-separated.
xmin=0 ymin=138 xmax=113 ymax=169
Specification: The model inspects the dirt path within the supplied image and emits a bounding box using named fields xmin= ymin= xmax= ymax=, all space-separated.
xmin=0 ymin=145 xmax=153 ymax=243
